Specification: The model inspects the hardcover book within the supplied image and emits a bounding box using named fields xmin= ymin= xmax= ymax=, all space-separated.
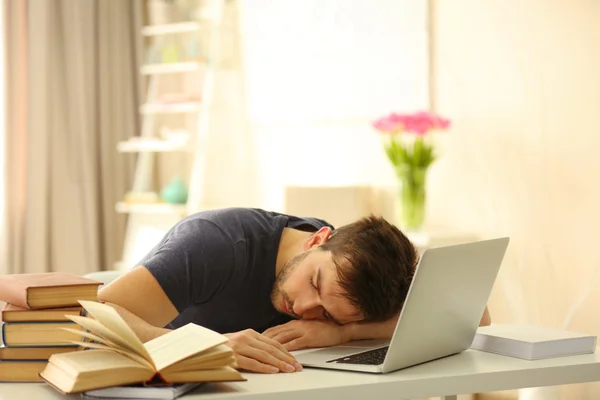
xmin=40 ymin=301 xmax=244 ymax=394
xmin=0 ymin=272 xmax=101 ymax=309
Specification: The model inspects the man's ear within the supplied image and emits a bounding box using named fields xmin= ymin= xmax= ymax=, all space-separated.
xmin=304 ymin=227 xmax=333 ymax=250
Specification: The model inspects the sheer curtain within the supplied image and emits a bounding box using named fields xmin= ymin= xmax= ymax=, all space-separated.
xmin=0 ymin=0 xmax=5 ymax=275
xmin=2 ymin=0 xmax=143 ymax=275
xmin=2 ymin=0 xmax=28 ymax=276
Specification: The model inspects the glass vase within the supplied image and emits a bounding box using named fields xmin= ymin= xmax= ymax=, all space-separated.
xmin=396 ymin=165 xmax=427 ymax=231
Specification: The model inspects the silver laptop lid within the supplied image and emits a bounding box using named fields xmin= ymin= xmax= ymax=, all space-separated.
xmin=382 ymin=237 xmax=509 ymax=372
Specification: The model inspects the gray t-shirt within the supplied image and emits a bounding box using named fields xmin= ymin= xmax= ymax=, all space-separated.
xmin=139 ymin=207 xmax=334 ymax=334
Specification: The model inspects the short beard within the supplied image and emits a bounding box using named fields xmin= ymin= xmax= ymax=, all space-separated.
xmin=270 ymin=251 xmax=310 ymax=314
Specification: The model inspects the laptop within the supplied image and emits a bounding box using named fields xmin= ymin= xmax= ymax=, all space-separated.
xmin=294 ymin=237 xmax=510 ymax=373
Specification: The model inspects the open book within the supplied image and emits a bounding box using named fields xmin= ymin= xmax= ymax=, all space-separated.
xmin=40 ymin=301 xmax=244 ymax=394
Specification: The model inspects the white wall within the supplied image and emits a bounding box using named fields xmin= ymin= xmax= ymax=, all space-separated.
xmin=237 ymin=0 xmax=429 ymax=211
xmin=430 ymin=1 xmax=600 ymax=398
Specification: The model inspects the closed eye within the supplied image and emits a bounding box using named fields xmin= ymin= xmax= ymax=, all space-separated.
xmin=313 ymin=269 xmax=342 ymax=325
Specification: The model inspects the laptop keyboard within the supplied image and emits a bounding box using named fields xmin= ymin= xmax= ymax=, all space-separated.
xmin=326 ymin=346 xmax=389 ymax=365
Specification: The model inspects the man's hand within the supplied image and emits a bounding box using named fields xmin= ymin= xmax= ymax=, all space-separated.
xmin=263 ymin=320 xmax=347 ymax=351
xmin=224 ymin=329 xmax=303 ymax=374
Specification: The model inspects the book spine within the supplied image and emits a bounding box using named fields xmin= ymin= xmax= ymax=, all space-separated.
xmin=1 ymin=324 xmax=6 ymax=347
xmin=0 ymin=280 xmax=29 ymax=308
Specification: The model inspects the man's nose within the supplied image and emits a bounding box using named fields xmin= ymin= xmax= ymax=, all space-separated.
xmin=293 ymin=297 xmax=322 ymax=320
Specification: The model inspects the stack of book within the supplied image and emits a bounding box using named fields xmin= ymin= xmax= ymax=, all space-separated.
xmin=0 ymin=272 xmax=102 ymax=382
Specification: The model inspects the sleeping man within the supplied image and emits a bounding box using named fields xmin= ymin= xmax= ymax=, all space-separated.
xmin=99 ymin=207 xmax=490 ymax=374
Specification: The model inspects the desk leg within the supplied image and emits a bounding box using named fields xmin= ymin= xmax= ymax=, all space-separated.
xmin=441 ymin=396 xmax=457 ymax=400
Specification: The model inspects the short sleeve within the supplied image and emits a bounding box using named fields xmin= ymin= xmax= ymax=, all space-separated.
xmin=142 ymin=219 xmax=236 ymax=313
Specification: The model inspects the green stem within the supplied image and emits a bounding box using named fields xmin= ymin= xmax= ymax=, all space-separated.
xmin=396 ymin=165 xmax=427 ymax=231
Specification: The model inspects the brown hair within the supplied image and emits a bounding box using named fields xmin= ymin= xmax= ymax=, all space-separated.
xmin=320 ymin=215 xmax=418 ymax=322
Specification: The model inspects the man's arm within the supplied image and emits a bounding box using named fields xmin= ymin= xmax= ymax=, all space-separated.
xmin=266 ymin=306 xmax=493 ymax=350
xmin=98 ymin=266 xmax=302 ymax=373
xmin=98 ymin=266 xmax=179 ymax=342
xmin=342 ymin=313 xmax=398 ymax=342
xmin=104 ymin=302 xmax=172 ymax=343
xmin=344 ymin=306 xmax=493 ymax=342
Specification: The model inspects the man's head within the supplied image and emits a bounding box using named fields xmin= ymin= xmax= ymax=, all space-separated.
xmin=270 ymin=215 xmax=418 ymax=324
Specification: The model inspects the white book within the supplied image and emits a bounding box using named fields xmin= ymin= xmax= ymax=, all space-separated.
xmin=471 ymin=324 xmax=597 ymax=360
xmin=82 ymin=383 xmax=203 ymax=399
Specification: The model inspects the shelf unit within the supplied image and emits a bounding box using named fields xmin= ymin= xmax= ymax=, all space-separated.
xmin=139 ymin=101 xmax=200 ymax=114
xmin=116 ymin=1 xmax=224 ymax=271
xmin=117 ymin=138 xmax=190 ymax=153
xmin=141 ymin=21 xmax=201 ymax=36
xmin=116 ymin=202 xmax=188 ymax=215
xmin=140 ymin=61 xmax=203 ymax=75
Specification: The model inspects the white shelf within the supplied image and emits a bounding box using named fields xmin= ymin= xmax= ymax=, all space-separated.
xmin=140 ymin=62 xmax=202 ymax=75
xmin=115 ymin=202 xmax=187 ymax=215
xmin=117 ymin=139 xmax=189 ymax=153
xmin=406 ymin=230 xmax=480 ymax=252
xmin=140 ymin=102 xmax=200 ymax=114
xmin=141 ymin=22 xmax=201 ymax=36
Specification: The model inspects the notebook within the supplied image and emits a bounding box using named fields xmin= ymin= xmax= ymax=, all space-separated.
xmin=82 ymin=383 xmax=203 ymax=399
xmin=470 ymin=324 xmax=597 ymax=360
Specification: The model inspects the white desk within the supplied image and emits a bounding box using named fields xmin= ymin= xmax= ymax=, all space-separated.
xmin=1 ymin=348 xmax=599 ymax=400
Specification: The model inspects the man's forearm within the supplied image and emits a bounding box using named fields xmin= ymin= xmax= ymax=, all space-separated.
xmin=104 ymin=302 xmax=172 ymax=343
xmin=342 ymin=306 xmax=492 ymax=342
xmin=343 ymin=314 xmax=399 ymax=342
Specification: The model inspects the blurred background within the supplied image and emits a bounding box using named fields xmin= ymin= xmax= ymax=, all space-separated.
xmin=2 ymin=1 xmax=600 ymax=398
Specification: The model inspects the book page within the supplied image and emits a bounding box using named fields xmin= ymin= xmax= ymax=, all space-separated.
xmin=49 ymin=349 xmax=152 ymax=375
xmin=78 ymin=301 xmax=153 ymax=365
xmin=62 ymin=328 xmax=141 ymax=359
xmin=67 ymin=315 xmax=145 ymax=359
xmin=161 ymin=345 xmax=235 ymax=374
xmin=145 ymin=323 xmax=228 ymax=372
xmin=67 ymin=341 xmax=154 ymax=370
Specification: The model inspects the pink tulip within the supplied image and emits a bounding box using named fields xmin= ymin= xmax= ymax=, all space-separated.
xmin=372 ymin=111 xmax=450 ymax=135
xmin=372 ymin=114 xmax=403 ymax=133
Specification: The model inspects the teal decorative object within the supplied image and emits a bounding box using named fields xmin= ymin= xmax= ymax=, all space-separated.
xmin=186 ymin=38 xmax=201 ymax=60
xmin=161 ymin=176 xmax=188 ymax=204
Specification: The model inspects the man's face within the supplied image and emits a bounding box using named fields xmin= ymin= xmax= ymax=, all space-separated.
xmin=270 ymin=249 xmax=363 ymax=325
